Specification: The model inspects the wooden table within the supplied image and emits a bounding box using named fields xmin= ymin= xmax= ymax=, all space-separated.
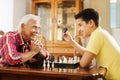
xmin=0 ymin=65 xmax=106 ymax=80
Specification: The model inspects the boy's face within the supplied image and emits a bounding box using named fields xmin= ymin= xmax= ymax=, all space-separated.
xmin=76 ymin=18 xmax=93 ymax=38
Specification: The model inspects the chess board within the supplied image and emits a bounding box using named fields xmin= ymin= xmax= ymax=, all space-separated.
xmin=27 ymin=61 xmax=80 ymax=69
xmin=54 ymin=62 xmax=80 ymax=68
xmin=27 ymin=55 xmax=80 ymax=69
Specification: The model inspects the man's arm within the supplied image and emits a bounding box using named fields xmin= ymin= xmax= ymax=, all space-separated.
xmin=21 ymin=51 xmax=37 ymax=63
xmin=2 ymin=35 xmax=40 ymax=65
xmin=35 ymin=34 xmax=50 ymax=59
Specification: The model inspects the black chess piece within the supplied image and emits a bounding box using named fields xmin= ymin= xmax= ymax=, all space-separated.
xmin=63 ymin=28 xmax=68 ymax=33
xmin=49 ymin=55 xmax=55 ymax=62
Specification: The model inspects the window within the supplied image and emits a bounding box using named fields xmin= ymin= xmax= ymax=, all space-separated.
xmin=110 ymin=0 xmax=120 ymax=28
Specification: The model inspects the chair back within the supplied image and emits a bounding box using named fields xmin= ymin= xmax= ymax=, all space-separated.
xmin=0 ymin=30 xmax=5 ymax=37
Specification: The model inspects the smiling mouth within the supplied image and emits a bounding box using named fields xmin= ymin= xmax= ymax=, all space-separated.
xmin=31 ymin=33 xmax=38 ymax=40
xmin=32 ymin=33 xmax=38 ymax=36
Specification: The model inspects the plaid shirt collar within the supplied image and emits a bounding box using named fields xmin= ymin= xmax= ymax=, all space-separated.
xmin=18 ymin=33 xmax=31 ymax=45
xmin=16 ymin=32 xmax=24 ymax=46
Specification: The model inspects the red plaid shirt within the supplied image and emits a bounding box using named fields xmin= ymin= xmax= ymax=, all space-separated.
xmin=0 ymin=31 xmax=49 ymax=65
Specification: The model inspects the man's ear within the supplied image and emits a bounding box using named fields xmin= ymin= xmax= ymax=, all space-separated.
xmin=21 ymin=23 xmax=25 ymax=28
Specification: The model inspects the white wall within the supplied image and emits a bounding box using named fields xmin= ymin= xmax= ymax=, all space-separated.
xmin=13 ymin=0 xmax=26 ymax=30
xmin=112 ymin=29 xmax=120 ymax=45
xmin=84 ymin=0 xmax=120 ymax=45
xmin=26 ymin=0 xmax=32 ymax=14
xmin=0 ymin=0 xmax=27 ymax=32
xmin=0 ymin=0 xmax=13 ymax=33
xmin=84 ymin=0 xmax=111 ymax=33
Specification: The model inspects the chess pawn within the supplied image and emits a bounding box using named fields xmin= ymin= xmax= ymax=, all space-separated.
xmin=62 ymin=56 xmax=67 ymax=63
xmin=59 ymin=59 xmax=62 ymax=63
xmin=77 ymin=57 xmax=80 ymax=62
xmin=73 ymin=56 xmax=77 ymax=60
xmin=73 ymin=59 xmax=76 ymax=64
xmin=47 ymin=60 xmax=50 ymax=68
xmin=52 ymin=61 xmax=54 ymax=68
xmin=73 ymin=56 xmax=77 ymax=63
xmin=64 ymin=58 xmax=67 ymax=63
xmin=68 ymin=57 xmax=71 ymax=63
xmin=70 ymin=57 xmax=73 ymax=64
xmin=68 ymin=57 xmax=73 ymax=63
xmin=43 ymin=60 xmax=46 ymax=68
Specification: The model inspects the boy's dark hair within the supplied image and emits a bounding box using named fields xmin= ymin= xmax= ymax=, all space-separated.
xmin=74 ymin=8 xmax=99 ymax=27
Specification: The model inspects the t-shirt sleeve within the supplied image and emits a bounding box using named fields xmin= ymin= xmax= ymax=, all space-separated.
xmin=86 ymin=31 xmax=104 ymax=55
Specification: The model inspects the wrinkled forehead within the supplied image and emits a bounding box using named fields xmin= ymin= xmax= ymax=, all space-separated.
xmin=35 ymin=20 xmax=41 ymax=28
xmin=28 ymin=18 xmax=41 ymax=27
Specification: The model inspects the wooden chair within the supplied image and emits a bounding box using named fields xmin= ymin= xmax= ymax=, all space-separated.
xmin=0 ymin=30 xmax=5 ymax=37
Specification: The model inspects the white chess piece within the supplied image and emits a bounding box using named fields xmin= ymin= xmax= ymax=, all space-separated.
xmin=64 ymin=58 xmax=67 ymax=63
xmin=70 ymin=57 xmax=73 ymax=64
xmin=59 ymin=59 xmax=62 ymax=63
xmin=47 ymin=60 xmax=50 ymax=68
xmin=52 ymin=61 xmax=54 ymax=68
xmin=43 ymin=60 xmax=46 ymax=68
xmin=68 ymin=57 xmax=71 ymax=63
xmin=77 ymin=57 xmax=80 ymax=62
xmin=62 ymin=56 xmax=67 ymax=63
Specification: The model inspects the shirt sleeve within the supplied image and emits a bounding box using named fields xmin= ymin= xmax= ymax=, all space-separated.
xmin=86 ymin=31 xmax=104 ymax=55
xmin=2 ymin=35 xmax=22 ymax=65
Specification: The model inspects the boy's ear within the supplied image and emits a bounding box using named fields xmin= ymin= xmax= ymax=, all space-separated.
xmin=88 ymin=19 xmax=94 ymax=27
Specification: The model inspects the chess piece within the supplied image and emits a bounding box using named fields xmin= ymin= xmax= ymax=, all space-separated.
xmin=73 ymin=56 xmax=77 ymax=63
xmin=47 ymin=60 xmax=50 ymax=68
xmin=63 ymin=28 xmax=68 ymax=33
xmin=43 ymin=60 xmax=46 ymax=68
xmin=59 ymin=58 xmax=62 ymax=63
xmin=68 ymin=57 xmax=71 ymax=63
xmin=77 ymin=57 xmax=80 ymax=62
xmin=52 ymin=61 xmax=54 ymax=68
xmin=62 ymin=56 xmax=67 ymax=63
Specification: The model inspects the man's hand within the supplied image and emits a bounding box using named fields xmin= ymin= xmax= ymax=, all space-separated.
xmin=30 ymin=40 xmax=41 ymax=55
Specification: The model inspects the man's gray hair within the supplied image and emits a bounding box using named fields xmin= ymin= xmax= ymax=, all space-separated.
xmin=16 ymin=14 xmax=40 ymax=32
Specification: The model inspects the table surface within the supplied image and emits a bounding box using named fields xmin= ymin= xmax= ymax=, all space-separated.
xmin=0 ymin=65 xmax=106 ymax=77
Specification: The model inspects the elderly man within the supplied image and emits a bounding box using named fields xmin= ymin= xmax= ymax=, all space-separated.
xmin=0 ymin=14 xmax=49 ymax=66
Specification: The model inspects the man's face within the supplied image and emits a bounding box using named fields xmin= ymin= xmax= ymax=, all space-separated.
xmin=21 ymin=19 xmax=40 ymax=41
xmin=76 ymin=18 xmax=92 ymax=38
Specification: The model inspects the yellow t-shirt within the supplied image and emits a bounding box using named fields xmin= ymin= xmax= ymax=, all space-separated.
xmin=86 ymin=27 xmax=120 ymax=80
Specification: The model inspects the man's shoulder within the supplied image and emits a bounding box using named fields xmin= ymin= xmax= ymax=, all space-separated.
xmin=6 ymin=31 xmax=20 ymax=36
